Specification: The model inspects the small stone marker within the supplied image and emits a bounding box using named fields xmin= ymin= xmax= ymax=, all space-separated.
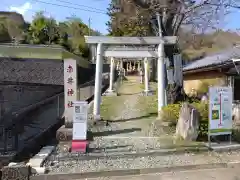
xmin=176 ymin=103 xmax=200 ymax=141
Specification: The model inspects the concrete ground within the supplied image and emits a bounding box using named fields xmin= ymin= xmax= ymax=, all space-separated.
xmin=84 ymin=166 xmax=240 ymax=180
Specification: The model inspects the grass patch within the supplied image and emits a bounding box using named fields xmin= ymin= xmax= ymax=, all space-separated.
xmin=100 ymin=79 xmax=158 ymax=120
xmin=117 ymin=79 xmax=143 ymax=95
xmin=136 ymin=81 xmax=158 ymax=117
xmin=100 ymin=96 xmax=126 ymax=120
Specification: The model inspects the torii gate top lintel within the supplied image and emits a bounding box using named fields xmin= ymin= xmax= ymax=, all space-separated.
xmin=84 ymin=36 xmax=177 ymax=58
xmin=84 ymin=36 xmax=177 ymax=45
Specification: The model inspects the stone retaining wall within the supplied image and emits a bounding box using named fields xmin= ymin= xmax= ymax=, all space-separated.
xmin=0 ymin=58 xmax=95 ymax=85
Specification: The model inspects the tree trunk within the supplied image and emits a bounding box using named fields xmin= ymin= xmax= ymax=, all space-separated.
xmin=164 ymin=44 xmax=186 ymax=104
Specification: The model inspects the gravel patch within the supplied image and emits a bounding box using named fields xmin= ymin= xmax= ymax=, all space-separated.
xmin=44 ymin=151 xmax=229 ymax=174
xmin=44 ymin=77 xmax=223 ymax=175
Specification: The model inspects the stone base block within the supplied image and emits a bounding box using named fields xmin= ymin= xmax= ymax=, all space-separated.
xmin=104 ymin=90 xmax=117 ymax=96
xmin=206 ymin=142 xmax=240 ymax=151
xmin=28 ymin=146 xmax=55 ymax=167
xmin=2 ymin=165 xmax=31 ymax=180
xmin=93 ymin=114 xmax=102 ymax=121
xmin=142 ymin=90 xmax=154 ymax=96
xmin=71 ymin=140 xmax=88 ymax=153
xmin=58 ymin=142 xmax=71 ymax=152
xmin=93 ymin=119 xmax=110 ymax=127
xmin=65 ymin=121 xmax=73 ymax=128
xmin=31 ymin=167 xmax=46 ymax=175
xmin=56 ymin=125 xmax=72 ymax=142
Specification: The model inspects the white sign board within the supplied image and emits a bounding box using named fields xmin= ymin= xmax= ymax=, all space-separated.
xmin=209 ymin=87 xmax=232 ymax=135
xmin=72 ymin=101 xmax=88 ymax=140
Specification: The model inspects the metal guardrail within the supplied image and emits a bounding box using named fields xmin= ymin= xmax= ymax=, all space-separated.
xmin=0 ymin=92 xmax=64 ymax=154
xmin=77 ymin=73 xmax=109 ymax=100
xmin=0 ymin=92 xmax=64 ymax=129
xmin=0 ymin=75 xmax=110 ymax=153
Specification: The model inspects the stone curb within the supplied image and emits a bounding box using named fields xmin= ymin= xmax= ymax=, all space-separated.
xmin=30 ymin=162 xmax=234 ymax=180
xmin=89 ymin=146 xmax=210 ymax=157
xmin=52 ymin=146 xmax=210 ymax=162
xmin=28 ymin=146 xmax=55 ymax=168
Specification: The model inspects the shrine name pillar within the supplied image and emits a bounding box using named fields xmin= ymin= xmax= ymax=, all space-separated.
xmin=157 ymin=43 xmax=165 ymax=113
xmin=64 ymin=58 xmax=78 ymax=128
xmin=144 ymin=58 xmax=150 ymax=95
xmin=93 ymin=43 xmax=103 ymax=120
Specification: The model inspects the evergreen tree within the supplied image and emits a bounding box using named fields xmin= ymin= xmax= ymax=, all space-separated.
xmin=106 ymin=0 xmax=124 ymax=36
xmin=106 ymin=0 xmax=153 ymax=36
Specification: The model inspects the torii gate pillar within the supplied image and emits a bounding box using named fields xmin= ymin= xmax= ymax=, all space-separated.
xmin=105 ymin=57 xmax=117 ymax=96
xmin=93 ymin=43 xmax=103 ymax=120
xmin=157 ymin=43 xmax=165 ymax=111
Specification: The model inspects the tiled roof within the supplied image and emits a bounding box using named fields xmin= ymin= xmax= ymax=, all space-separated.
xmin=183 ymin=46 xmax=240 ymax=71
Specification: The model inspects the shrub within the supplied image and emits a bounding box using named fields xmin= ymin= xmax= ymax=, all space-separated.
xmin=160 ymin=102 xmax=209 ymax=140
xmin=191 ymin=102 xmax=208 ymax=121
xmin=160 ymin=103 xmax=181 ymax=125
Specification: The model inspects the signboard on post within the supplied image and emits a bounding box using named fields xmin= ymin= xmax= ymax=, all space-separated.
xmin=72 ymin=101 xmax=88 ymax=140
xmin=72 ymin=101 xmax=88 ymax=152
xmin=208 ymin=86 xmax=233 ymax=146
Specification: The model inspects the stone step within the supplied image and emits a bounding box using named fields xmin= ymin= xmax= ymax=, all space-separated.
xmin=88 ymin=137 xmax=168 ymax=152
xmin=47 ymin=146 xmax=209 ymax=163
xmin=45 ymin=136 xmax=207 ymax=164
xmin=44 ymin=150 xmax=235 ymax=176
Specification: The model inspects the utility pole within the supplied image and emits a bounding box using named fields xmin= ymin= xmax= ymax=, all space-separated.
xmin=88 ymin=17 xmax=95 ymax=63
xmin=156 ymin=12 xmax=162 ymax=37
xmin=88 ymin=18 xmax=91 ymax=36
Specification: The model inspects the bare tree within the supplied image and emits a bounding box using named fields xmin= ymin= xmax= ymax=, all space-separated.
xmin=131 ymin=0 xmax=235 ymax=103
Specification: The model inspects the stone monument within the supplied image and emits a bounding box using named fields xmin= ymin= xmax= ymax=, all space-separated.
xmin=176 ymin=103 xmax=200 ymax=141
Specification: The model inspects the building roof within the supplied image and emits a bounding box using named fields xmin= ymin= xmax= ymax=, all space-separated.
xmin=226 ymin=65 xmax=240 ymax=74
xmin=0 ymin=44 xmax=90 ymax=68
xmin=183 ymin=46 xmax=240 ymax=72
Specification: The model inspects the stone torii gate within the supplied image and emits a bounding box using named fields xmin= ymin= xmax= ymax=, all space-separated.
xmin=84 ymin=36 xmax=177 ymax=120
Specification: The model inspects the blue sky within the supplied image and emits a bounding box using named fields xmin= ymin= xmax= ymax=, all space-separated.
xmin=1 ymin=0 xmax=240 ymax=34
xmin=1 ymin=0 xmax=110 ymax=34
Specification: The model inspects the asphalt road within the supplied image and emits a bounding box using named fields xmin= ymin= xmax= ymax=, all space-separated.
xmin=84 ymin=167 xmax=240 ymax=180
